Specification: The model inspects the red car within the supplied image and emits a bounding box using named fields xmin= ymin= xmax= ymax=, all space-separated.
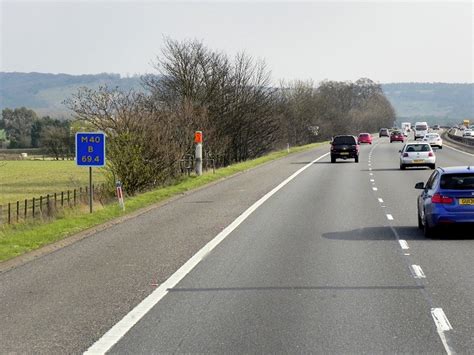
xmin=358 ymin=133 xmax=372 ymax=144
xmin=390 ymin=130 xmax=405 ymax=143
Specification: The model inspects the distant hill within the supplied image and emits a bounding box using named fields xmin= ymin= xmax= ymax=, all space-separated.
xmin=1 ymin=72 xmax=473 ymax=125
xmin=382 ymin=83 xmax=474 ymax=126
xmin=0 ymin=72 xmax=142 ymax=118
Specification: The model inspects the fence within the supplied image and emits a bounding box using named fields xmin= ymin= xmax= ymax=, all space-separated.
xmin=0 ymin=184 xmax=108 ymax=225
xmin=178 ymin=155 xmax=216 ymax=175
xmin=1 ymin=156 xmax=217 ymax=225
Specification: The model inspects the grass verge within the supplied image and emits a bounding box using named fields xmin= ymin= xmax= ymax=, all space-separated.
xmin=0 ymin=142 xmax=326 ymax=262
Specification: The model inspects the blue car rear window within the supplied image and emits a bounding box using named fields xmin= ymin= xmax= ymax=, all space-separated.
xmin=440 ymin=173 xmax=474 ymax=190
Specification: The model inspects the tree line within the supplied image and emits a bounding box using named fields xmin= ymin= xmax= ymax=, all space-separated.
xmin=4 ymin=38 xmax=396 ymax=193
xmin=0 ymin=107 xmax=74 ymax=159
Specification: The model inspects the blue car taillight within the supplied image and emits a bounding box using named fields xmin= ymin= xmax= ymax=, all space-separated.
xmin=431 ymin=193 xmax=454 ymax=204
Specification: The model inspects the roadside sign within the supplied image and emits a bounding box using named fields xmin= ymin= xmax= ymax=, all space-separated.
xmin=75 ymin=132 xmax=106 ymax=167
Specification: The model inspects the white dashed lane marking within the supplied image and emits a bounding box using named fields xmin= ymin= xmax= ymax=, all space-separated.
xmin=431 ymin=308 xmax=454 ymax=355
xmin=410 ymin=264 xmax=426 ymax=278
xmin=399 ymin=240 xmax=409 ymax=250
xmin=368 ymin=141 xmax=455 ymax=355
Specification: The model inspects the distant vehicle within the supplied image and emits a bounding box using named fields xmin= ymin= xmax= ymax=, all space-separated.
xmin=390 ymin=130 xmax=405 ymax=143
xmin=463 ymin=119 xmax=470 ymax=128
xmin=422 ymin=133 xmax=443 ymax=148
xmin=330 ymin=135 xmax=359 ymax=163
xmin=399 ymin=143 xmax=436 ymax=170
xmin=463 ymin=130 xmax=474 ymax=138
xmin=401 ymin=122 xmax=411 ymax=136
xmin=358 ymin=133 xmax=372 ymax=144
xmin=414 ymin=121 xmax=429 ymax=140
xmin=415 ymin=166 xmax=474 ymax=237
xmin=379 ymin=128 xmax=389 ymax=137
xmin=432 ymin=124 xmax=440 ymax=130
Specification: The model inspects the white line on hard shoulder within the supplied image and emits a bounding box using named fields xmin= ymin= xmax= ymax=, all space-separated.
xmin=378 ymin=198 xmax=384 ymax=203
xmin=399 ymin=240 xmax=409 ymax=249
xmin=410 ymin=264 xmax=426 ymax=278
xmin=370 ymin=179 xmax=375 ymax=182
xmin=369 ymin=173 xmax=374 ymax=176
xmin=84 ymin=153 xmax=330 ymax=355
xmin=444 ymin=143 xmax=474 ymax=157
xmin=431 ymin=308 xmax=454 ymax=355
xmin=372 ymin=187 xmax=378 ymax=191
xmin=386 ymin=214 xmax=394 ymax=220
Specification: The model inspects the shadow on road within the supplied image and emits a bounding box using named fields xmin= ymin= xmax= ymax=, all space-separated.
xmin=322 ymin=226 xmax=473 ymax=241
xmin=290 ymin=161 xmax=356 ymax=165
xmin=168 ymin=285 xmax=424 ymax=292
xmin=360 ymin=168 xmax=431 ymax=172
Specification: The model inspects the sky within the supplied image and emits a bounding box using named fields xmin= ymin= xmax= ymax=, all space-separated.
xmin=0 ymin=0 xmax=473 ymax=84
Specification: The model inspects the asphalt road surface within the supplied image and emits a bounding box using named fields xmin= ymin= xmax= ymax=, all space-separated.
xmin=1 ymin=138 xmax=473 ymax=354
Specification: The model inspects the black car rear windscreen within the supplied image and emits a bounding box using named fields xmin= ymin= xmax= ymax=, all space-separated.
xmin=440 ymin=174 xmax=474 ymax=190
xmin=333 ymin=136 xmax=356 ymax=145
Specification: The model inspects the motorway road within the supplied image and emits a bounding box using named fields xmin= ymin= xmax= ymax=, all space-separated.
xmin=1 ymin=138 xmax=473 ymax=353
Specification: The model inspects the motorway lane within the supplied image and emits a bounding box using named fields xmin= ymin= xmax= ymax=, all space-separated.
xmin=0 ymin=144 xmax=332 ymax=354
xmin=367 ymin=137 xmax=474 ymax=353
xmin=106 ymin=141 xmax=451 ymax=353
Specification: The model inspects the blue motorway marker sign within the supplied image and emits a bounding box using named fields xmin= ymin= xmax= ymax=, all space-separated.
xmin=75 ymin=132 xmax=106 ymax=167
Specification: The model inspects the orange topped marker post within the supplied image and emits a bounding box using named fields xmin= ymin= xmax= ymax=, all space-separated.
xmin=194 ymin=131 xmax=203 ymax=176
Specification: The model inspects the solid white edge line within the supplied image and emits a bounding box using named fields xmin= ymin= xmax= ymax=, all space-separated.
xmin=409 ymin=264 xmax=426 ymax=278
xmin=386 ymin=214 xmax=394 ymax=221
xmin=444 ymin=142 xmax=474 ymax=157
xmin=399 ymin=240 xmax=409 ymax=250
xmin=431 ymin=308 xmax=454 ymax=355
xmin=84 ymin=152 xmax=330 ymax=354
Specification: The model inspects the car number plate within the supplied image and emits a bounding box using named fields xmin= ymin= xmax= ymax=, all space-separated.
xmin=413 ymin=159 xmax=424 ymax=163
xmin=340 ymin=152 xmax=349 ymax=155
xmin=459 ymin=198 xmax=474 ymax=205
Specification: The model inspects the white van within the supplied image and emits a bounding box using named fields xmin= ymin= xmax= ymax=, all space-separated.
xmin=414 ymin=121 xmax=429 ymax=140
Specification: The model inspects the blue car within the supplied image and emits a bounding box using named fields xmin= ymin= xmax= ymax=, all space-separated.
xmin=415 ymin=166 xmax=474 ymax=237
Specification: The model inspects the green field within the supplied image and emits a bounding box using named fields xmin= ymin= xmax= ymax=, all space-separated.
xmin=0 ymin=161 xmax=106 ymax=205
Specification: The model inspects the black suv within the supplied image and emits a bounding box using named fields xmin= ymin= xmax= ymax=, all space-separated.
xmin=330 ymin=135 xmax=360 ymax=163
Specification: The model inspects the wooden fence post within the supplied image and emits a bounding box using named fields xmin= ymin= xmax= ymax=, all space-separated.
xmin=24 ymin=199 xmax=27 ymax=219
xmin=8 ymin=203 xmax=11 ymax=224
xmin=16 ymin=201 xmax=19 ymax=222
xmin=32 ymin=197 xmax=35 ymax=217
